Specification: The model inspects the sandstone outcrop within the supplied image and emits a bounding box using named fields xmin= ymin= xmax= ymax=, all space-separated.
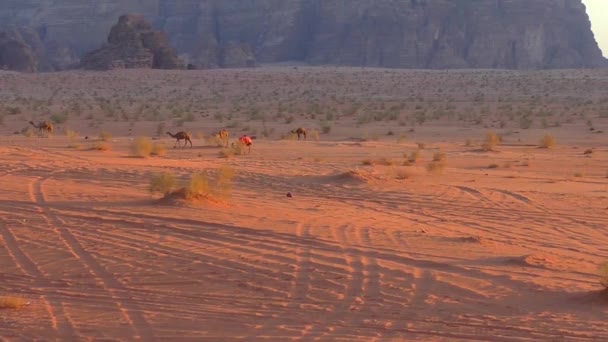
xmin=0 ymin=0 xmax=605 ymax=70
xmin=80 ymin=14 xmax=183 ymax=70
xmin=0 ymin=32 xmax=36 ymax=72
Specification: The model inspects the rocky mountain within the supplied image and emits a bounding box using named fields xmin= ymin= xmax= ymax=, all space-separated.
xmin=0 ymin=0 xmax=605 ymax=71
xmin=81 ymin=15 xmax=184 ymax=70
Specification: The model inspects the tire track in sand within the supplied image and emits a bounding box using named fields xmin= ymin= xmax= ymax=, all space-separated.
xmin=0 ymin=219 xmax=76 ymax=339
xmin=30 ymin=175 xmax=155 ymax=341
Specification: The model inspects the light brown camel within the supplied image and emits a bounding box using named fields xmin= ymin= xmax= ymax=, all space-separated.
xmin=291 ymin=127 xmax=307 ymax=140
xmin=29 ymin=121 xmax=54 ymax=134
xmin=167 ymin=131 xmax=192 ymax=148
xmin=217 ymin=129 xmax=229 ymax=147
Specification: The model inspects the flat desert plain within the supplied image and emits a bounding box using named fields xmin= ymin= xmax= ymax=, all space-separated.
xmin=0 ymin=68 xmax=607 ymax=341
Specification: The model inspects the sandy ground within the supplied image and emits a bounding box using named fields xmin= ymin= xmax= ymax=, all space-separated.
xmin=0 ymin=68 xmax=607 ymax=341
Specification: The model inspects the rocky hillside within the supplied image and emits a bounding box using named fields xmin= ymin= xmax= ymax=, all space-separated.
xmin=81 ymin=15 xmax=184 ymax=70
xmin=0 ymin=0 xmax=605 ymax=71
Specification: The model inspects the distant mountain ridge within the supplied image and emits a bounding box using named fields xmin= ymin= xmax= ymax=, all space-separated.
xmin=0 ymin=0 xmax=605 ymax=72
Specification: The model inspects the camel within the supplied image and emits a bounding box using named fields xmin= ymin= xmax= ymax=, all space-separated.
xmin=29 ymin=121 xmax=54 ymax=134
xmin=217 ymin=129 xmax=229 ymax=147
xmin=291 ymin=127 xmax=307 ymax=140
xmin=166 ymin=131 xmax=192 ymax=148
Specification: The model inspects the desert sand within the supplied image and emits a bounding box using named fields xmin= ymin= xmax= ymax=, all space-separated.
xmin=0 ymin=68 xmax=607 ymax=341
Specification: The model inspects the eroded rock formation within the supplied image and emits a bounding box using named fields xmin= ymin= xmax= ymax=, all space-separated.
xmin=80 ymin=14 xmax=183 ymax=70
xmin=0 ymin=0 xmax=605 ymax=71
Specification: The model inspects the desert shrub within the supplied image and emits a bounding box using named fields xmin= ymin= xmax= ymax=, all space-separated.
xmin=65 ymin=129 xmax=79 ymax=140
xmin=0 ymin=296 xmax=26 ymax=309
xmin=465 ymin=138 xmax=474 ymax=147
xmin=185 ymin=173 xmax=210 ymax=199
xmin=397 ymin=134 xmax=407 ymax=144
xmin=129 ymin=137 xmax=153 ymax=157
xmin=407 ymin=150 xmax=421 ymax=163
xmin=417 ymin=142 xmax=426 ymax=149
xmin=213 ymin=166 xmax=235 ymax=199
xmin=149 ymin=172 xmax=177 ymax=195
xmin=539 ymin=134 xmax=556 ymax=149
xmin=488 ymin=163 xmax=499 ymax=169
xmin=151 ymin=142 xmax=167 ymax=156
xmin=574 ymin=172 xmax=583 ymax=177
xmin=426 ymin=161 xmax=447 ymax=175
xmin=362 ymin=159 xmax=374 ymax=166
xmin=320 ymin=121 xmax=332 ymax=134
xmin=599 ymin=261 xmax=608 ymax=289
xmin=219 ymin=142 xmax=246 ymax=158
xmin=50 ymin=113 xmax=68 ymax=124
xmin=482 ymin=131 xmax=500 ymax=151
xmin=394 ymin=168 xmax=414 ymax=180
xmin=432 ymin=152 xmax=447 ymax=162
xmin=91 ymin=142 xmax=111 ymax=151
xmin=22 ymin=128 xmax=34 ymax=138
xmin=308 ymin=129 xmax=320 ymax=141
xmin=99 ymin=131 xmax=112 ymax=141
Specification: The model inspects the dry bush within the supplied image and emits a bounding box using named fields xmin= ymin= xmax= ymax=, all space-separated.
xmin=379 ymin=158 xmax=396 ymax=166
xmin=151 ymin=142 xmax=167 ymax=156
xmin=539 ymin=134 xmax=556 ymax=149
xmin=465 ymin=138 xmax=474 ymax=147
xmin=99 ymin=131 xmax=112 ymax=141
xmin=65 ymin=129 xmax=79 ymax=140
xmin=393 ymin=168 xmax=414 ymax=180
xmin=0 ymin=296 xmax=26 ymax=309
xmin=362 ymin=159 xmax=374 ymax=166
xmin=574 ymin=172 xmax=583 ymax=177
xmin=213 ymin=166 xmax=235 ymax=199
xmin=219 ymin=142 xmax=246 ymax=158
xmin=482 ymin=131 xmax=500 ymax=151
xmin=417 ymin=142 xmax=426 ymax=149
xmin=432 ymin=152 xmax=447 ymax=162
xmin=488 ymin=163 xmax=499 ymax=169
xmin=396 ymin=134 xmax=407 ymax=144
xmin=185 ymin=173 xmax=210 ymax=199
xmin=129 ymin=137 xmax=153 ymax=157
xmin=599 ymin=261 xmax=608 ymax=289
xmin=149 ymin=172 xmax=177 ymax=195
xmin=407 ymin=150 xmax=421 ymax=163
xmin=91 ymin=142 xmax=111 ymax=151
xmin=308 ymin=129 xmax=320 ymax=141
xmin=22 ymin=128 xmax=34 ymax=138
xmin=426 ymin=161 xmax=447 ymax=175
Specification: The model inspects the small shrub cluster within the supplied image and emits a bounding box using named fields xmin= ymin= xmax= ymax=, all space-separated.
xmin=539 ymin=134 xmax=556 ymax=149
xmin=149 ymin=166 xmax=235 ymax=200
xmin=482 ymin=131 xmax=501 ymax=151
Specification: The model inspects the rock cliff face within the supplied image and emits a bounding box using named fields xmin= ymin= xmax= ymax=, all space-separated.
xmin=80 ymin=14 xmax=184 ymax=70
xmin=0 ymin=0 xmax=605 ymax=71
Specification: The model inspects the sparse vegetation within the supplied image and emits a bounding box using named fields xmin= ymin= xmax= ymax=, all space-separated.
xmin=99 ymin=131 xmax=112 ymax=141
xmin=151 ymin=142 xmax=167 ymax=156
xmin=149 ymin=172 xmax=178 ymax=195
xmin=0 ymin=296 xmax=26 ymax=309
xmin=482 ymin=131 xmax=500 ymax=151
xmin=539 ymin=134 xmax=556 ymax=149
xmin=599 ymin=261 xmax=608 ymax=289
xmin=129 ymin=137 xmax=153 ymax=157
xmin=91 ymin=142 xmax=112 ymax=151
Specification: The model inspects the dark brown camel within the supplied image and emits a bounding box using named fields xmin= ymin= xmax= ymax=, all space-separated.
xmin=29 ymin=121 xmax=54 ymax=134
xmin=167 ymin=131 xmax=192 ymax=148
xmin=291 ymin=127 xmax=307 ymax=140
xmin=217 ymin=129 xmax=229 ymax=147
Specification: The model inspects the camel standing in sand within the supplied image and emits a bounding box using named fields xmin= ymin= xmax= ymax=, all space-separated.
xmin=29 ymin=121 xmax=54 ymax=134
xmin=217 ymin=129 xmax=229 ymax=147
xmin=167 ymin=131 xmax=192 ymax=148
xmin=291 ymin=127 xmax=307 ymax=140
